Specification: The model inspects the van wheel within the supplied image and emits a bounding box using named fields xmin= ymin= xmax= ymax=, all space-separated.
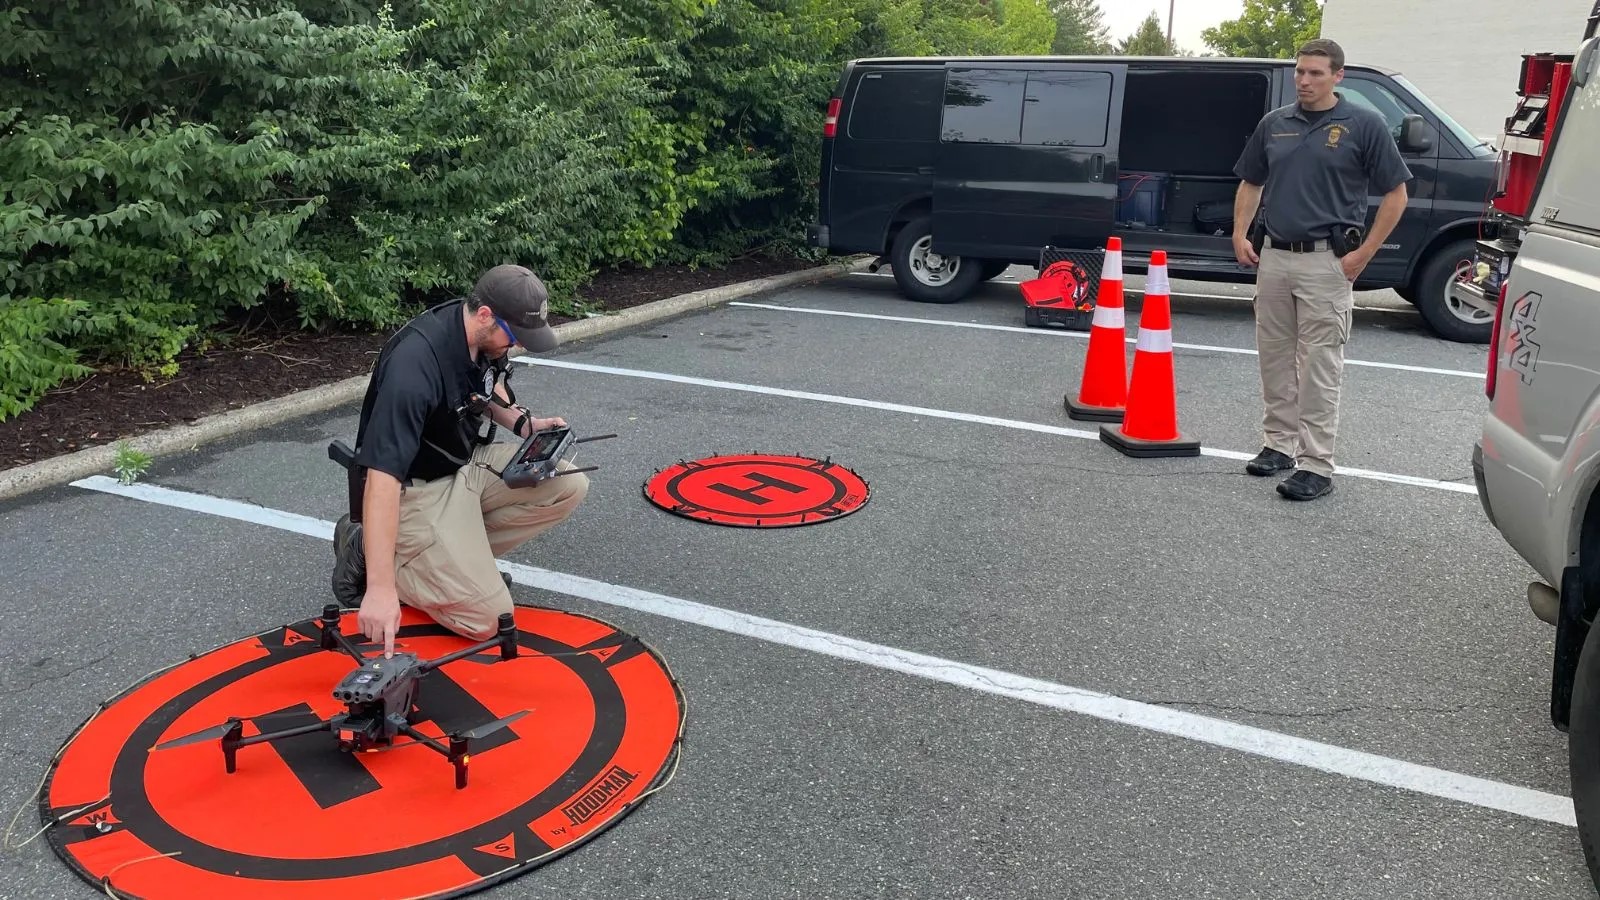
xmin=1570 ymin=605 xmax=1600 ymax=893
xmin=890 ymin=217 xmax=982 ymax=304
xmin=1413 ymin=238 xmax=1491 ymax=343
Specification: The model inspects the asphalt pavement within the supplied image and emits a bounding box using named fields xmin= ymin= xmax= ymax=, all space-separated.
xmin=1 ymin=266 xmax=1590 ymax=899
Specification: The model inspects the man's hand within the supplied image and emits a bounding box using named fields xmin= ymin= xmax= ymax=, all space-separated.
xmin=1340 ymin=246 xmax=1375 ymax=282
xmin=1234 ymin=235 xmax=1259 ymax=267
xmin=527 ymin=415 xmax=566 ymax=432
xmin=359 ymin=584 xmax=402 ymax=658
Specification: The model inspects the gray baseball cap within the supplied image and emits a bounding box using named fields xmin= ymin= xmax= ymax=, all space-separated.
xmin=472 ymin=264 xmax=559 ymax=352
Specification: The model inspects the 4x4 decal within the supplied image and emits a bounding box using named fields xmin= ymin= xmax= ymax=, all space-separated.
xmin=1507 ymin=290 xmax=1542 ymax=384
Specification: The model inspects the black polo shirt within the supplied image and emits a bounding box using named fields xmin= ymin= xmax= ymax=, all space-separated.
xmin=355 ymin=300 xmax=496 ymax=483
xmin=1233 ymin=96 xmax=1413 ymax=242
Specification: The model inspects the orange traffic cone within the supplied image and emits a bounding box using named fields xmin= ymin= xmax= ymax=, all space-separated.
xmin=1066 ymin=237 xmax=1128 ymax=422
xmin=1100 ymin=251 xmax=1201 ymax=458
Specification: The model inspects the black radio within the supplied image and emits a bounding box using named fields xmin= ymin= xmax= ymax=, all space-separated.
xmin=499 ymin=426 xmax=615 ymax=489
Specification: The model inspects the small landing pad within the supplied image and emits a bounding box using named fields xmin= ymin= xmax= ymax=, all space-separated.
xmin=41 ymin=606 xmax=684 ymax=900
xmin=644 ymin=453 xmax=869 ymax=527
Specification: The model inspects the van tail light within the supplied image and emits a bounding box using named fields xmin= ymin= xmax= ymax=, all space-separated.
xmin=822 ymin=97 xmax=841 ymax=138
xmin=1487 ymin=281 xmax=1509 ymax=400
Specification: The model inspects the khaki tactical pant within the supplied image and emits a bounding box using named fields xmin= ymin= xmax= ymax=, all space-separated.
xmin=392 ymin=442 xmax=588 ymax=639
xmin=1253 ymin=248 xmax=1355 ymax=477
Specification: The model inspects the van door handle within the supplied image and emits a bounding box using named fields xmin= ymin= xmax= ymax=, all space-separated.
xmin=1089 ymin=154 xmax=1105 ymax=182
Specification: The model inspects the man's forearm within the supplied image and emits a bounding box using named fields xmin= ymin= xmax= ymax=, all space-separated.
xmin=363 ymin=471 xmax=402 ymax=590
xmin=1233 ymin=182 xmax=1263 ymax=237
xmin=490 ymin=383 xmax=529 ymax=435
xmin=1362 ymin=185 xmax=1408 ymax=254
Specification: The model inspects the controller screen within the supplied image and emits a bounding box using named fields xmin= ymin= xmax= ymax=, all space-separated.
xmin=518 ymin=431 xmax=563 ymax=464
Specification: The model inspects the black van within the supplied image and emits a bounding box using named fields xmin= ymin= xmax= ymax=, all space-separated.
xmin=806 ymin=55 xmax=1502 ymax=342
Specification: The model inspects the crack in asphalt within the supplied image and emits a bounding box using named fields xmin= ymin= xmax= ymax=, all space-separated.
xmin=0 ymin=653 xmax=112 ymax=696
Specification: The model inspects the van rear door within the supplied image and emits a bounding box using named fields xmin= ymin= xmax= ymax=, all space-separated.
xmin=932 ymin=61 xmax=1126 ymax=261
xmin=827 ymin=65 xmax=947 ymax=254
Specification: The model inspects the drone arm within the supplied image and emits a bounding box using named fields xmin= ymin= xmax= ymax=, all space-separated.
xmin=395 ymin=723 xmax=451 ymax=758
xmin=234 ymin=720 xmax=334 ymax=749
xmin=317 ymin=604 xmax=370 ymax=664
xmin=417 ymin=613 xmax=519 ymax=672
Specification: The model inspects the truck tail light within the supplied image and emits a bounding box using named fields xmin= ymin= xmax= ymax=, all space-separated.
xmin=1487 ymin=281 xmax=1509 ymax=400
xmin=822 ymin=98 xmax=841 ymax=138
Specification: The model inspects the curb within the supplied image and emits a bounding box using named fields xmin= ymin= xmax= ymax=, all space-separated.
xmin=0 ymin=255 xmax=874 ymax=503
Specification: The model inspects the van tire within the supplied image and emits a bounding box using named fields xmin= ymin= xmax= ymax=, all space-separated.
xmin=890 ymin=216 xmax=982 ymax=304
xmin=1570 ymin=605 xmax=1600 ymax=893
xmin=1412 ymin=238 xmax=1492 ymax=343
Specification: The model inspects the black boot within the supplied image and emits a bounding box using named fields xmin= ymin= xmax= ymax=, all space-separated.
xmin=1246 ymin=447 xmax=1296 ymax=476
xmin=1277 ymin=470 xmax=1334 ymax=501
xmin=332 ymin=513 xmax=367 ymax=606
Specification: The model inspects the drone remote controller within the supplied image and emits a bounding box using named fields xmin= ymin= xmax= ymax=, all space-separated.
xmin=500 ymin=426 xmax=616 ymax=489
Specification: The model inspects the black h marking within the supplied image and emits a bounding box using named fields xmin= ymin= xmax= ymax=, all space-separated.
xmin=706 ymin=471 xmax=806 ymax=506
xmin=271 ymin=670 xmax=516 ymax=808
xmin=261 ymin=703 xmax=381 ymax=810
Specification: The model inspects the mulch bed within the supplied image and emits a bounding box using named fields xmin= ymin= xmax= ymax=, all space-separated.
xmin=0 ymin=252 xmax=824 ymax=470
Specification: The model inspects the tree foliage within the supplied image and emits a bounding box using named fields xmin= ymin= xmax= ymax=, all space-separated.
xmin=0 ymin=0 xmax=1061 ymax=420
xmin=1118 ymin=11 xmax=1182 ymax=56
xmin=1202 ymin=0 xmax=1324 ymax=58
xmin=1048 ymin=0 xmax=1113 ymax=55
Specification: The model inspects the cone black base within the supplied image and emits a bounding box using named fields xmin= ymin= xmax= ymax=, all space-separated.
xmin=1099 ymin=423 xmax=1202 ymax=458
xmin=1065 ymin=394 xmax=1125 ymax=423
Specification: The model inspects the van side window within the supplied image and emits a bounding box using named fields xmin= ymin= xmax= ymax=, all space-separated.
xmin=847 ymin=70 xmax=947 ymax=142
xmin=1021 ymin=70 xmax=1113 ymax=147
xmin=1534 ymin=62 xmax=1600 ymax=234
xmin=941 ymin=68 xmax=1027 ymax=144
xmin=1336 ymin=77 xmax=1421 ymax=144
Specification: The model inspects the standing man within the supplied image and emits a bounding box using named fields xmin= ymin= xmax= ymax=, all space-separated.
xmin=1231 ymin=38 xmax=1412 ymax=500
xmin=331 ymin=264 xmax=589 ymax=655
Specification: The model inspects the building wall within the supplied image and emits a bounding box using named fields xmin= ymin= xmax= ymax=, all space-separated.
xmin=1321 ymin=0 xmax=1595 ymax=140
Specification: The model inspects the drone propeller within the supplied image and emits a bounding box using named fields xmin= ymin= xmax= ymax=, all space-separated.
xmin=152 ymin=718 xmax=243 ymax=751
xmin=456 ymin=709 xmax=530 ymax=742
xmin=151 ymin=711 xmax=316 ymax=751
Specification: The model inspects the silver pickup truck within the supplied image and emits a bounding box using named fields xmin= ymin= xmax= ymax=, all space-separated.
xmin=1473 ymin=32 xmax=1600 ymax=891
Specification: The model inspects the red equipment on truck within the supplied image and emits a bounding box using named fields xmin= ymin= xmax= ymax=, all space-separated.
xmin=1454 ymin=1 xmax=1600 ymax=312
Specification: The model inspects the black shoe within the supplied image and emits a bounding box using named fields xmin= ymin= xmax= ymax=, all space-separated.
xmin=1246 ymin=447 xmax=1296 ymax=477
xmin=1276 ymin=470 xmax=1333 ymax=501
xmin=332 ymin=513 xmax=367 ymax=606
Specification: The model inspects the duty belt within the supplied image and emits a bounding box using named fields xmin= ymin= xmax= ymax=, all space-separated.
xmin=1267 ymin=237 xmax=1332 ymax=253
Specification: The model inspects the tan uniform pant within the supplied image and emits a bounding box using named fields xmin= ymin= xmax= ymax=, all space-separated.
xmin=1253 ymin=247 xmax=1355 ymax=477
xmin=392 ymin=442 xmax=589 ymax=639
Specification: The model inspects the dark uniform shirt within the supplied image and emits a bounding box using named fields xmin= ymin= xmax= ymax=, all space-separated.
xmin=1233 ymin=95 xmax=1413 ymax=242
xmin=355 ymin=300 xmax=496 ymax=483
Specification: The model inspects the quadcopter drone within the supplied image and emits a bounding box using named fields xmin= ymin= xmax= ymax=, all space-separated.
xmin=150 ymin=605 xmax=527 ymax=789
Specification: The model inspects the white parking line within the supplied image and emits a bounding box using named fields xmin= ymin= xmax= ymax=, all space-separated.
xmin=846 ymin=271 xmax=1420 ymax=314
xmin=515 ymin=358 xmax=1478 ymax=496
xmin=70 ymin=474 xmax=1575 ymax=828
xmin=729 ymin=302 xmax=1483 ymax=380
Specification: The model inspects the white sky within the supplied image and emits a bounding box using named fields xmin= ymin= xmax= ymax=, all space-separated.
xmin=1100 ymin=0 xmax=1248 ymax=55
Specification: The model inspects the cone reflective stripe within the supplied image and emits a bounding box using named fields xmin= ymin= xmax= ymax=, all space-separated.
xmin=1100 ymin=250 xmax=1201 ymax=457
xmin=1065 ymin=237 xmax=1129 ymax=422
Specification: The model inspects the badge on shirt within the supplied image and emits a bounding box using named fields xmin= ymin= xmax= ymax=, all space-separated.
xmin=1325 ymin=124 xmax=1347 ymax=148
